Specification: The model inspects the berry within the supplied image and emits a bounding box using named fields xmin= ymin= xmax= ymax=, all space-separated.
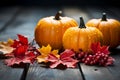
xmin=77 ymin=49 xmax=114 ymax=66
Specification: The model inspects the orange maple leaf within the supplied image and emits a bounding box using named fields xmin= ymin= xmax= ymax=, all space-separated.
xmin=37 ymin=44 xmax=59 ymax=63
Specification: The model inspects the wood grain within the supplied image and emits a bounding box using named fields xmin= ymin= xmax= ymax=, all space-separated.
xmin=0 ymin=60 xmax=24 ymax=80
xmin=107 ymin=48 xmax=120 ymax=80
xmin=26 ymin=63 xmax=83 ymax=80
xmin=79 ymin=63 xmax=115 ymax=80
xmin=0 ymin=7 xmax=20 ymax=32
xmin=0 ymin=7 xmax=60 ymax=41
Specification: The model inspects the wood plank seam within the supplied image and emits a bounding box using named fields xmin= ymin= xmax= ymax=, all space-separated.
xmin=78 ymin=63 xmax=86 ymax=80
xmin=20 ymin=63 xmax=30 ymax=80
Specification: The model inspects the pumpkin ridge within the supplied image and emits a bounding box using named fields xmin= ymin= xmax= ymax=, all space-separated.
xmin=86 ymin=14 xmax=120 ymax=48
xmin=109 ymin=20 xmax=120 ymax=47
xmin=77 ymin=29 xmax=80 ymax=51
xmin=79 ymin=17 xmax=86 ymax=28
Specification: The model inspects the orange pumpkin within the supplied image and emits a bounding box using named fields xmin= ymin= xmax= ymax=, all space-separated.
xmin=62 ymin=17 xmax=103 ymax=52
xmin=35 ymin=11 xmax=78 ymax=49
xmin=86 ymin=13 xmax=120 ymax=48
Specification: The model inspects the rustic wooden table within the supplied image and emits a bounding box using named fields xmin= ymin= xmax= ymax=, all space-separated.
xmin=0 ymin=6 xmax=120 ymax=80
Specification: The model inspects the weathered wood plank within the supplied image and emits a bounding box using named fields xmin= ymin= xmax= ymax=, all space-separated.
xmin=107 ymin=48 xmax=120 ymax=80
xmin=79 ymin=64 xmax=115 ymax=80
xmin=0 ymin=7 xmax=20 ymax=32
xmin=0 ymin=60 xmax=24 ymax=80
xmin=0 ymin=7 xmax=60 ymax=41
xmin=26 ymin=63 xmax=83 ymax=80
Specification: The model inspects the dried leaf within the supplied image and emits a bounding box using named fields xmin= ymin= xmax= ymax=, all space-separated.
xmin=91 ymin=42 xmax=109 ymax=54
xmin=5 ymin=34 xmax=37 ymax=66
xmin=37 ymin=44 xmax=59 ymax=63
xmin=17 ymin=34 xmax=28 ymax=45
xmin=5 ymin=52 xmax=35 ymax=66
xmin=0 ymin=39 xmax=14 ymax=54
xmin=47 ymin=49 xmax=78 ymax=68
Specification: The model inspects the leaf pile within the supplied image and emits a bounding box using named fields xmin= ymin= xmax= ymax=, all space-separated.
xmin=46 ymin=49 xmax=78 ymax=68
xmin=4 ymin=34 xmax=38 ymax=66
xmin=0 ymin=34 xmax=115 ymax=69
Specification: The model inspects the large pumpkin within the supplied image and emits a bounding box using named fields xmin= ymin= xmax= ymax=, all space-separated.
xmin=35 ymin=11 xmax=78 ymax=49
xmin=86 ymin=13 xmax=120 ymax=48
xmin=62 ymin=17 xmax=103 ymax=52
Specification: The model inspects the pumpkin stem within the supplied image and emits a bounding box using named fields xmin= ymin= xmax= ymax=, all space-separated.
xmin=101 ymin=13 xmax=107 ymax=21
xmin=54 ymin=11 xmax=62 ymax=20
xmin=79 ymin=17 xmax=86 ymax=28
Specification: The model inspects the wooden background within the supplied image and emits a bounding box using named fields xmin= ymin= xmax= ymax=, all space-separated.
xmin=0 ymin=4 xmax=120 ymax=80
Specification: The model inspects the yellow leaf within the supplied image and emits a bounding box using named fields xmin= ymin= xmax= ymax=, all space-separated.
xmin=37 ymin=44 xmax=59 ymax=63
xmin=51 ymin=50 xmax=60 ymax=58
xmin=38 ymin=44 xmax=51 ymax=56
xmin=37 ymin=55 xmax=47 ymax=63
xmin=0 ymin=39 xmax=14 ymax=54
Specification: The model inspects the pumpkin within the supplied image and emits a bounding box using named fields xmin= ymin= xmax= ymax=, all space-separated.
xmin=62 ymin=17 xmax=103 ymax=52
xmin=35 ymin=11 xmax=78 ymax=49
xmin=86 ymin=13 xmax=120 ymax=48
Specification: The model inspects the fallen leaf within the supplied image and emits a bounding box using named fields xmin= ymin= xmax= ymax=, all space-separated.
xmin=37 ymin=44 xmax=59 ymax=63
xmin=5 ymin=34 xmax=37 ymax=66
xmin=0 ymin=39 xmax=14 ymax=54
xmin=5 ymin=52 xmax=35 ymax=66
xmin=47 ymin=49 xmax=78 ymax=68
xmin=90 ymin=42 xmax=109 ymax=54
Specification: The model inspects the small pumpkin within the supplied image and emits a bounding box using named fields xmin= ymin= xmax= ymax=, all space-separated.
xmin=62 ymin=17 xmax=103 ymax=52
xmin=86 ymin=13 xmax=120 ymax=48
xmin=35 ymin=11 xmax=78 ymax=49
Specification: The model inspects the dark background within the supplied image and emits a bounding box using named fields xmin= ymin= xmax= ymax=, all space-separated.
xmin=0 ymin=0 xmax=120 ymax=7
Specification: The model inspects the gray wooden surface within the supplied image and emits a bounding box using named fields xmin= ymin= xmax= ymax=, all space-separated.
xmin=0 ymin=60 xmax=24 ymax=80
xmin=0 ymin=6 xmax=120 ymax=80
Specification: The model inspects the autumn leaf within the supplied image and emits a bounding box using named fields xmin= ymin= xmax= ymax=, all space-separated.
xmin=0 ymin=39 xmax=14 ymax=54
xmin=91 ymin=42 xmax=109 ymax=54
xmin=4 ymin=34 xmax=38 ymax=66
xmin=47 ymin=49 xmax=78 ymax=68
xmin=17 ymin=34 xmax=28 ymax=45
xmin=37 ymin=44 xmax=59 ymax=63
xmin=76 ymin=42 xmax=114 ymax=66
xmin=12 ymin=34 xmax=28 ymax=48
xmin=5 ymin=51 xmax=36 ymax=66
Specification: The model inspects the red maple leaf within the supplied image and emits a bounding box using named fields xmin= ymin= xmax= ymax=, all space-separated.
xmin=13 ymin=45 xmax=28 ymax=57
xmin=90 ymin=42 xmax=109 ymax=54
xmin=5 ymin=34 xmax=37 ymax=66
xmin=47 ymin=49 xmax=78 ymax=68
xmin=5 ymin=52 xmax=35 ymax=66
xmin=11 ymin=34 xmax=28 ymax=48
xmin=76 ymin=42 xmax=114 ymax=66
xmin=18 ymin=34 xmax=28 ymax=45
